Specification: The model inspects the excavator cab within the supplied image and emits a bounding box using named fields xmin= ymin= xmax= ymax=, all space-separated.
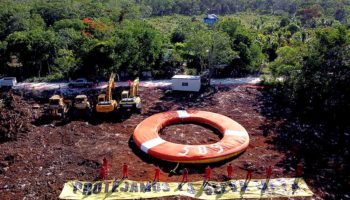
xmin=121 ymin=90 xmax=129 ymax=99
xmin=97 ymin=94 xmax=106 ymax=103
xmin=49 ymin=97 xmax=61 ymax=106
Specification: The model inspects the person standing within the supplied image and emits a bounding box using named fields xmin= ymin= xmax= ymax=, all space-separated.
xmin=154 ymin=166 xmax=161 ymax=182
xmin=182 ymin=168 xmax=189 ymax=182
xmin=296 ymin=163 xmax=303 ymax=177
xmin=246 ymin=169 xmax=253 ymax=181
xmin=227 ymin=164 xmax=233 ymax=179
xmin=122 ymin=163 xmax=128 ymax=179
xmin=101 ymin=158 xmax=108 ymax=180
xmin=103 ymin=158 xmax=108 ymax=169
xmin=100 ymin=166 xmax=106 ymax=180
xmin=266 ymin=166 xmax=273 ymax=180
xmin=294 ymin=162 xmax=303 ymax=187
xmin=205 ymin=166 xmax=212 ymax=181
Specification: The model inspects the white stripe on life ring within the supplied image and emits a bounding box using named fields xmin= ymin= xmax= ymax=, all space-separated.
xmin=140 ymin=137 xmax=166 ymax=153
xmin=225 ymin=130 xmax=247 ymax=137
xmin=177 ymin=110 xmax=189 ymax=118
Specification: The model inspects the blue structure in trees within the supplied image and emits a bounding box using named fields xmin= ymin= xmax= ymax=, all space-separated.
xmin=204 ymin=14 xmax=218 ymax=26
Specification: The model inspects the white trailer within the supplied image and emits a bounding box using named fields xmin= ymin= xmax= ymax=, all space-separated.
xmin=171 ymin=75 xmax=201 ymax=92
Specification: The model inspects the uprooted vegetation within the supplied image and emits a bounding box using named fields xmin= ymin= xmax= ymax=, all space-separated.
xmin=0 ymin=92 xmax=33 ymax=142
xmin=0 ymin=86 xmax=349 ymax=199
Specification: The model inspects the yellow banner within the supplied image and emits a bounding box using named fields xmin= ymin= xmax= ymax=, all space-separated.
xmin=59 ymin=178 xmax=313 ymax=199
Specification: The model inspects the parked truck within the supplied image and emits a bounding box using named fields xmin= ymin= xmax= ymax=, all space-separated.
xmin=0 ymin=77 xmax=17 ymax=89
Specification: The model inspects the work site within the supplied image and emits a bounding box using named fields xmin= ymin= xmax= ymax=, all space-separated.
xmin=0 ymin=74 xmax=348 ymax=200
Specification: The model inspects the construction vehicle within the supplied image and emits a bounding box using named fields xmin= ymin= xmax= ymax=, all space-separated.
xmin=72 ymin=94 xmax=92 ymax=117
xmin=0 ymin=77 xmax=17 ymax=89
xmin=95 ymin=73 xmax=118 ymax=113
xmin=119 ymin=78 xmax=142 ymax=113
xmin=44 ymin=94 xmax=71 ymax=119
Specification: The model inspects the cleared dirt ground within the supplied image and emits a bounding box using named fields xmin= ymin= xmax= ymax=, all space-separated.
xmin=0 ymin=85 xmax=348 ymax=199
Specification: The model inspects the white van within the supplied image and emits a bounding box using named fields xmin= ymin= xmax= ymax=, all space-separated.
xmin=0 ymin=77 xmax=17 ymax=88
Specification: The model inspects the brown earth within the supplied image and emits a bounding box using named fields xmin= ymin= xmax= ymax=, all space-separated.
xmin=0 ymin=86 xmax=347 ymax=200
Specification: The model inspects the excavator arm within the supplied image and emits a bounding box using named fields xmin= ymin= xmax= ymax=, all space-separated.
xmin=106 ymin=73 xmax=116 ymax=101
xmin=130 ymin=78 xmax=139 ymax=97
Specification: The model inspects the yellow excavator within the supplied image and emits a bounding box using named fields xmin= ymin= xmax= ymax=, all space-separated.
xmin=95 ymin=73 xmax=118 ymax=113
xmin=119 ymin=78 xmax=142 ymax=113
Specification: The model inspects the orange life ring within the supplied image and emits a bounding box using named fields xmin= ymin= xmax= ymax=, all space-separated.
xmin=133 ymin=110 xmax=250 ymax=163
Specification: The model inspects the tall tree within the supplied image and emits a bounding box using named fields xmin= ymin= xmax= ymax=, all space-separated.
xmin=114 ymin=20 xmax=163 ymax=77
xmin=185 ymin=29 xmax=234 ymax=72
xmin=5 ymin=29 xmax=58 ymax=78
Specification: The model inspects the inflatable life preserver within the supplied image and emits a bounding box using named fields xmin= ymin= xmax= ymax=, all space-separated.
xmin=133 ymin=110 xmax=249 ymax=163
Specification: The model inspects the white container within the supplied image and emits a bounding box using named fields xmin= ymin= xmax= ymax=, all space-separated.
xmin=0 ymin=77 xmax=17 ymax=88
xmin=171 ymin=75 xmax=201 ymax=92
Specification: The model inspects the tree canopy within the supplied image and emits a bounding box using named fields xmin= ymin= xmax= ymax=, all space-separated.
xmin=0 ymin=0 xmax=349 ymax=81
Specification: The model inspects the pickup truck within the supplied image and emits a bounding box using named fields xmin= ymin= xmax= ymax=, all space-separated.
xmin=68 ymin=78 xmax=94 ymax=88
xmin=0 ymin=77 xmax=17 ymax=88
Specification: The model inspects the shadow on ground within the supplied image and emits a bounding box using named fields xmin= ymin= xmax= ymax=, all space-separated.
xmin=128 ymin=135 xmax=245 ymax=179
xmin=256 ymin=87 xmax=350 ymax=199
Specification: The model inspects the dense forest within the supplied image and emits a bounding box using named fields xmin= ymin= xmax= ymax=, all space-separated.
xmin=0 ymin=0 xmax=349 ymax=123
xmin=1 ymin=0 xmax=350 ymax=80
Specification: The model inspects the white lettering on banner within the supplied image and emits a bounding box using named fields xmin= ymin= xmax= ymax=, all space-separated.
xmin=59 ymin=178 xmax=314 ymax=199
